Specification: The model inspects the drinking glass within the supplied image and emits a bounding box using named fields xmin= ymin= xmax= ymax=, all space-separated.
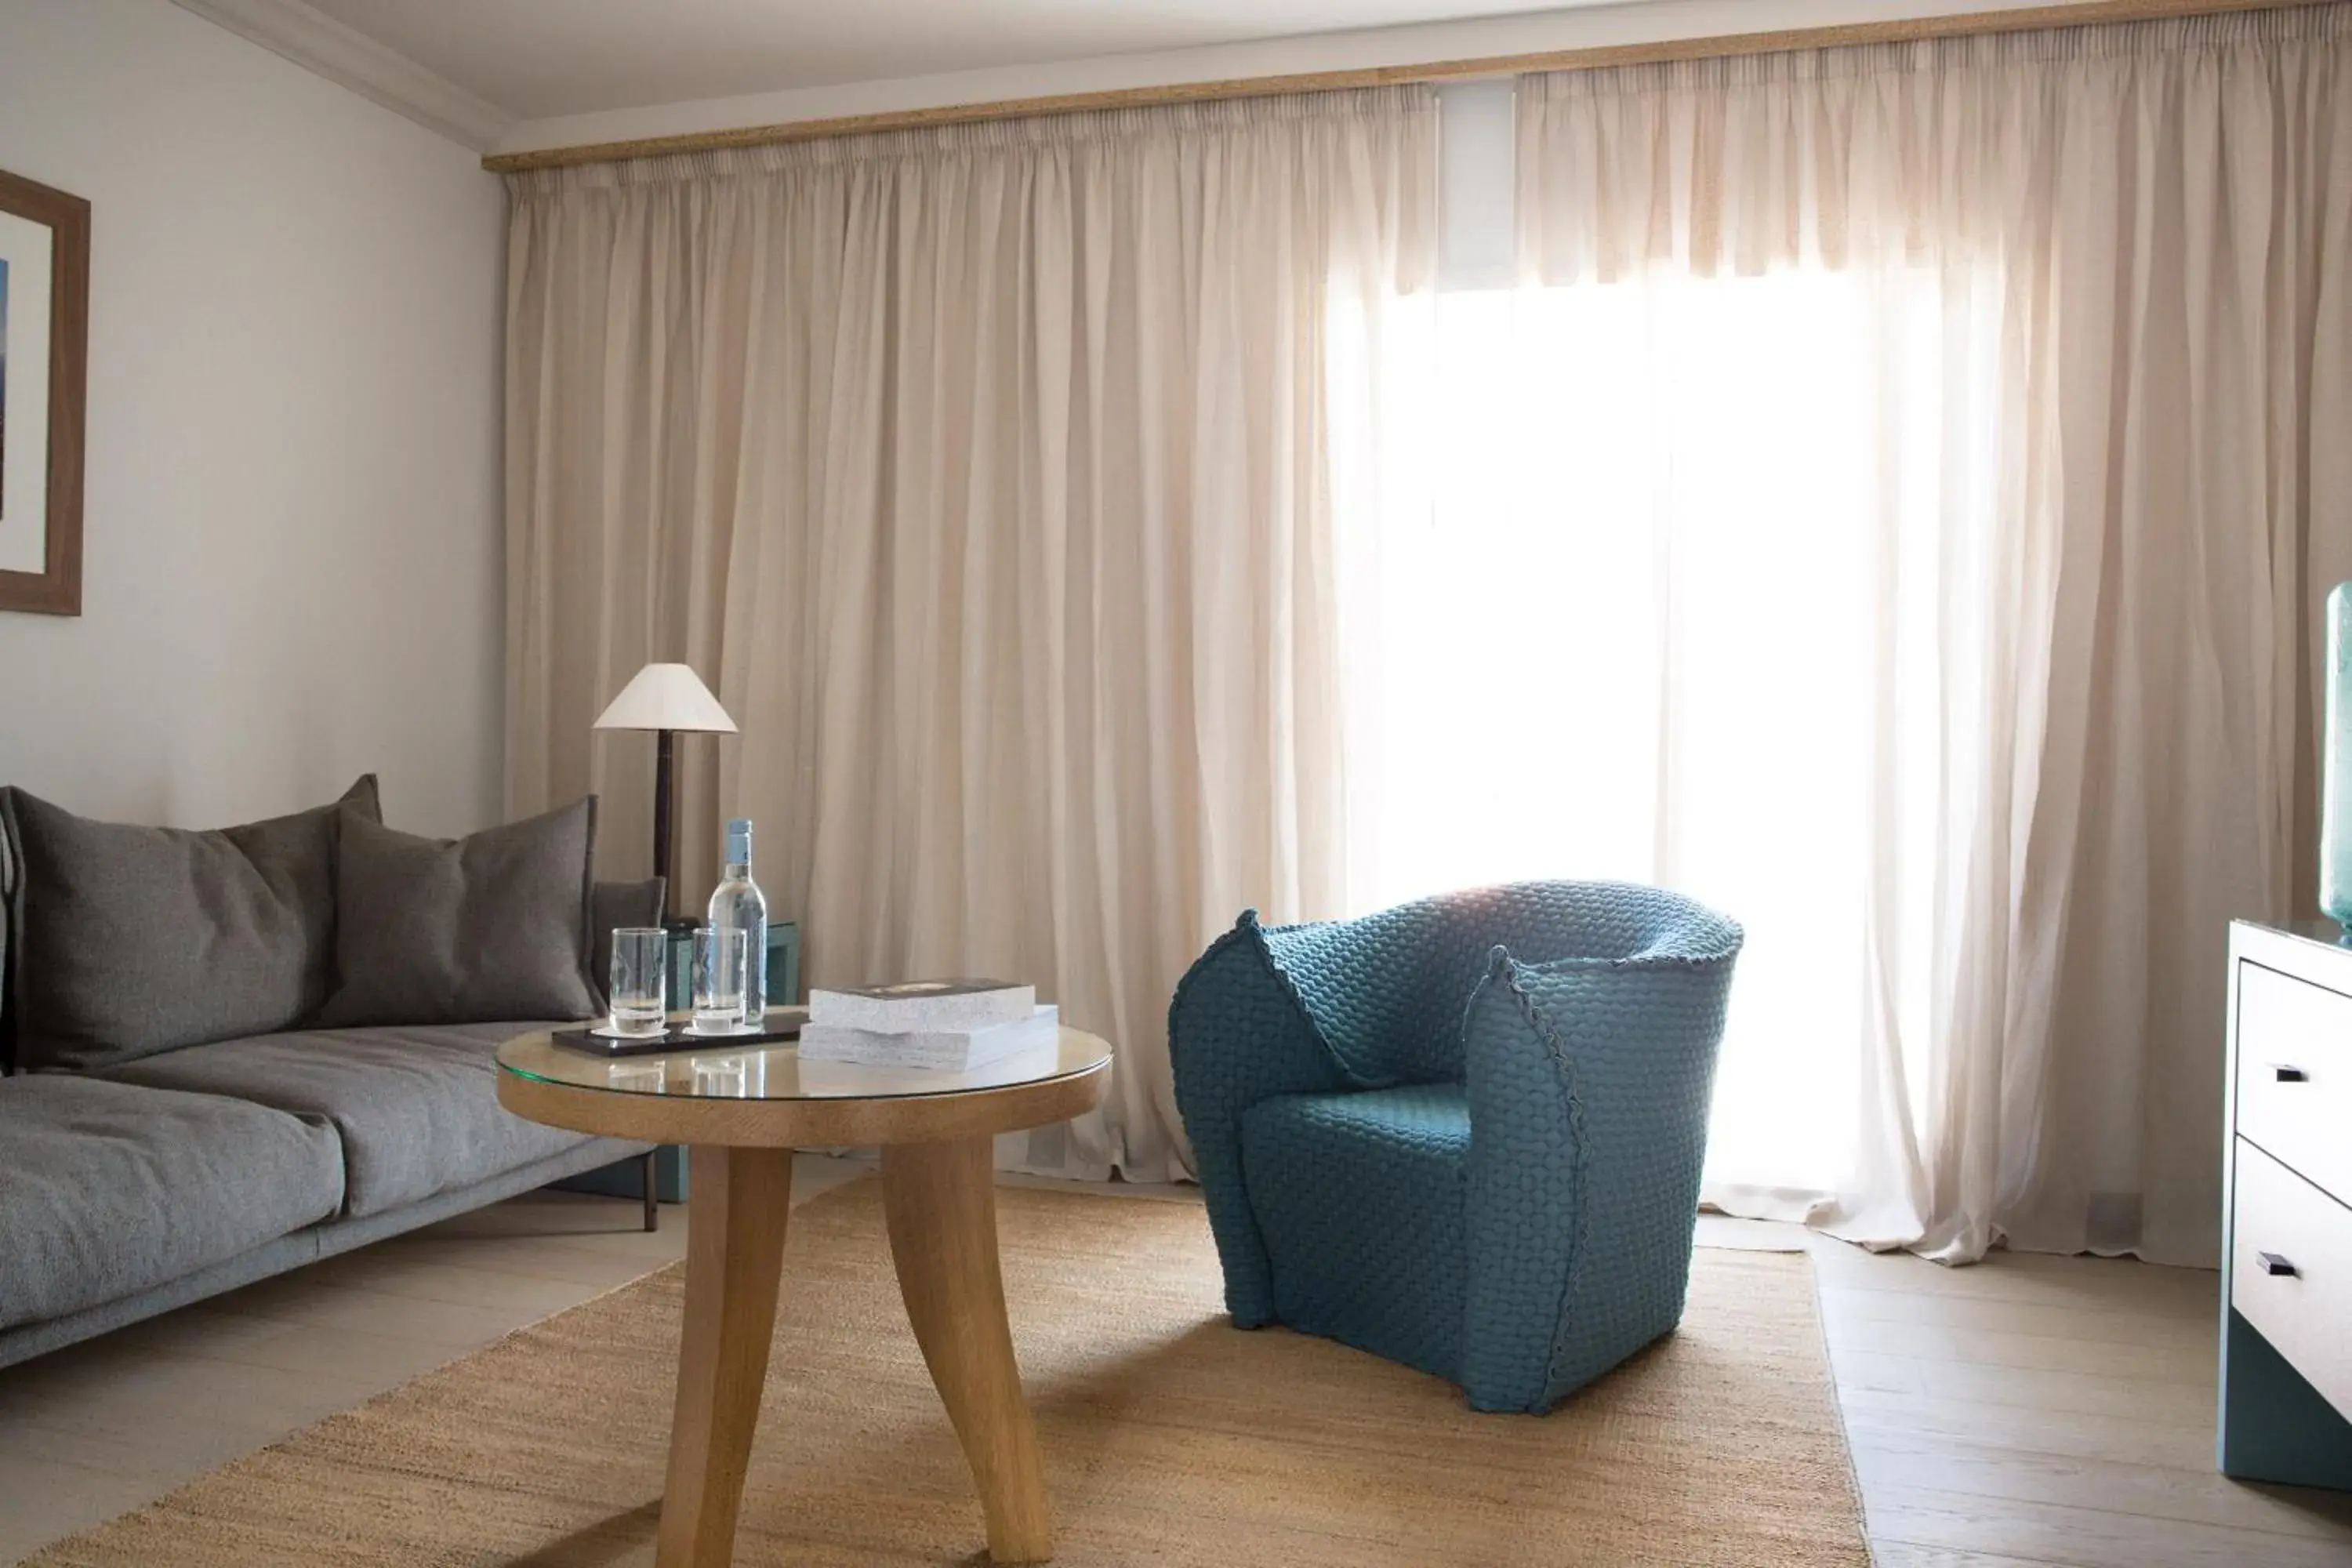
xmin=608 ymin=927 xmax=668 ymax=1037
xmin=693 ymin=927 xmax=750 ymax=1035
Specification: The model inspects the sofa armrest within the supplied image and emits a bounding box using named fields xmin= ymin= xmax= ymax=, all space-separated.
xmin=1461 ymin=938 xmax=1738 ymax=1411
xmin=1169 ymin=911 xmax=1348 ymax=1326
xmin=1 ymin=789 xmax=16 ymax=1076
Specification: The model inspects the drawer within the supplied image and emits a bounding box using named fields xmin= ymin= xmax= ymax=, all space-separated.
xmin=2236 ymin=961 xmax=2352 ymax=1200
xmin=2233 ymin=1138 xmax=2352 ymax=1421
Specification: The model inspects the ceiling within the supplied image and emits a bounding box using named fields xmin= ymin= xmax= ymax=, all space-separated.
xmin=295 ymin=0 xmax=1610 ymax=122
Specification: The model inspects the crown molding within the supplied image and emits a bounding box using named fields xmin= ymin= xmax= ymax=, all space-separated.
xmin=482 ymin=0 xmax=2307 ymax=172
xmin=171 ymin=0 xmax=513 ymax=151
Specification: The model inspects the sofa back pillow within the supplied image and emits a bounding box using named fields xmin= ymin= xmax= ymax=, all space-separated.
xmin=0 ymin=777 xmax=382 ymax=1073
xmin=317 ymin=797 xmax=601 ymax=1027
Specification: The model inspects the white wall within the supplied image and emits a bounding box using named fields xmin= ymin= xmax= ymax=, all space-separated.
xmin=0 ymin=0 xmax=505 ymax=837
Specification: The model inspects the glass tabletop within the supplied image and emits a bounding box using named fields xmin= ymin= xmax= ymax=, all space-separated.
xmin=496 ymin=1006 xmax=1112 ymax=1102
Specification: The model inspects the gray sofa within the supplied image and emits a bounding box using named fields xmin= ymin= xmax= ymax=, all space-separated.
xmin=0 ymin=784 xmax=652 ymax=1370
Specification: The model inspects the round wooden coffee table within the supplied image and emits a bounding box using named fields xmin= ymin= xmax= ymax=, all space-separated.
xmin=496 ymin=1011 xmax=1112 ymax=1567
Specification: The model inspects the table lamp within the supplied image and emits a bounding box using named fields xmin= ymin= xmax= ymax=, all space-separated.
xmin=593 ymin=662 xmax=737 ymax=925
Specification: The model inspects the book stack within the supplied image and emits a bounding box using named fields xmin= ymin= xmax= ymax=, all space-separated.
xmin=798 ymin=978 xmax=1057 ymax=1070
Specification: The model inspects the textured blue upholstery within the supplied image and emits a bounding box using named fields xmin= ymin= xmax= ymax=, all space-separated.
xmin=1244 ymin=1084 xmax=1470 ymax=1384
xmin=1170 ymin=881 xmax=1742 ymax=1414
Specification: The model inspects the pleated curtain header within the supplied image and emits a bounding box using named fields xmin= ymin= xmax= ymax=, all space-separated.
xmin=503 ymin=84 xmax=1440 ymax=198
xmin=1521 ymin=0 xmax=2350 ymax=103
xmin=1515 ymin=1 xmax=2352 ymax=283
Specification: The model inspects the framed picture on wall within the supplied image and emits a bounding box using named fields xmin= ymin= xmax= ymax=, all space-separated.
xmin=0 ymin=165 xmax=89 ymax=616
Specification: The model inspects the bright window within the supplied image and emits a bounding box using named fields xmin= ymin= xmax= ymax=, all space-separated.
xmin=1334 ymin=267 xmax=2002 ymax=1209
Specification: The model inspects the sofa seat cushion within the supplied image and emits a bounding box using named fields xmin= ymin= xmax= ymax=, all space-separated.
xmin=1240 ymin=1083 xmax=1471 ymax=1384
xmin=0 ymin=1075 xmax=344 ymax=1331
xmin=103 ymin=1022 xmax=590 ymax=1218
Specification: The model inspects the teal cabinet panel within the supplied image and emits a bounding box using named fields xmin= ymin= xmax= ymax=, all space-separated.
xmin=2220 ymin=1308 xmax=2352 ymax=1489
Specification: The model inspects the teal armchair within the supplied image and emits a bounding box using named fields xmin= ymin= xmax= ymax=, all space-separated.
xmin=1168 ymin=881 xmax=1742 ymax=1413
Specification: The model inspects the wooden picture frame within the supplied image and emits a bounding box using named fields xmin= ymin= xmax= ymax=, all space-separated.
xmin=0 ymin=166 xmax=89 ymax=616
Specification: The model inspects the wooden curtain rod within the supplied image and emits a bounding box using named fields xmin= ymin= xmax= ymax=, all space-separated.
xmin=481 ymin=0 xmax=2316 ymax=173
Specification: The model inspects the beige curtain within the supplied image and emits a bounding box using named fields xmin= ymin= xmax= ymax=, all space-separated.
xmin=1516 ymin=5 xmax=2352 ymax=1264
xmin=504 ymin=89 xmax=1436 ymax=1181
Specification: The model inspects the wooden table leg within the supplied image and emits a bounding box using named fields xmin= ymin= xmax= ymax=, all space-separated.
xmin=656 ymin=1144 xmax=793 ymax=1568
xmin=882 ymin=1137 xmax=1053 ymax=1564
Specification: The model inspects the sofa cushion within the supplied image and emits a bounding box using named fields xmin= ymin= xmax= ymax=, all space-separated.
xmin=0 ymin=776 xmax=382 ymax=1073
xmin=103 ymin=1022 xmax=593 ymax=1218
xmin=317 ymin=798 xmax=601 ymax=1028
xmin=0 ymin=1074 xmax=344 ymax=1330
xmin=1241 ymin=1083 xmax=1472 ymax=1384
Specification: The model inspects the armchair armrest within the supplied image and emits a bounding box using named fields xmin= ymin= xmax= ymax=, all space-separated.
xmin=1169 ymin=911 xmax=1349 ymax=1325
xmin=1460 ymin=930 xmax=1739 ymax=1412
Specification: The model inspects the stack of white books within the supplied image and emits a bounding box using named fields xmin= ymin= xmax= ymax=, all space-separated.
xmin=798 ymin=978 xmax=1057 ymax=1070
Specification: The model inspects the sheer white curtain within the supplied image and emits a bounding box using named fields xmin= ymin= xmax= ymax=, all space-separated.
xmin=505 ymin=90 xmax=1436 ymax=1182
xmin=1338 ymin=268 xmax=1991 ymax=1222
xmin=1344 ymin=7 xmax=2352 ymax=1264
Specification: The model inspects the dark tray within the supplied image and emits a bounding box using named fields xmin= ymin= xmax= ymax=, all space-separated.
xmin=549 ymin=1019 xmax=804 ymax=1058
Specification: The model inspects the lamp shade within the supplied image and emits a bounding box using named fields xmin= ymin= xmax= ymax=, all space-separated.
xmin=593 ymin=662 xmax=738 ymax=734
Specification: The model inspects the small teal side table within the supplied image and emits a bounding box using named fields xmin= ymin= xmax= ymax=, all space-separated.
xmin=556 ymin=920 xmax=800 ymax=1207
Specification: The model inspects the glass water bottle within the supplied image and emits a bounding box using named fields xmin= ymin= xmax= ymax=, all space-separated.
xmin=706 ymin=818 xmax=770 ymax=1025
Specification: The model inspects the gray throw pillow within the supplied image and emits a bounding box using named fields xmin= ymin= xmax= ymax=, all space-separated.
xmin=0 ymin=777 xmax=382 ymax=1073
xmin=317 ymin=797 xmax=601 ymax=1027
xmin=590 ymin=877 xmax=667 ymax=1006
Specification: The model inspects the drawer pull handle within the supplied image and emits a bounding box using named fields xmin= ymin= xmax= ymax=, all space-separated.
xmin=2257 ymin=1252 xmax=2300 ymax=1279
xmin=2271 ymin=1065 xmax=2309 ymax=1083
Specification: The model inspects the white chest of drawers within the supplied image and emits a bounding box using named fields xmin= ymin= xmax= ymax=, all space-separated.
xmin=2221 ymin=920 xmax=2352 ymax=1490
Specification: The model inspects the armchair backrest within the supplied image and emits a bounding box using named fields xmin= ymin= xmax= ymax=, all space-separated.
xmin=1259 ymin=881 xmax=1736 ymax=1087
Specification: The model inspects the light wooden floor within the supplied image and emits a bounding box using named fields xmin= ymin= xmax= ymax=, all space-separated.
xmin=2 ymin=1165 xmax=2348 ymax=1567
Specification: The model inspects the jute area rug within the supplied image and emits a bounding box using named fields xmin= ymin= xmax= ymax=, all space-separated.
xmin=31 ymin=1180 xmax=1867 ymax=1567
